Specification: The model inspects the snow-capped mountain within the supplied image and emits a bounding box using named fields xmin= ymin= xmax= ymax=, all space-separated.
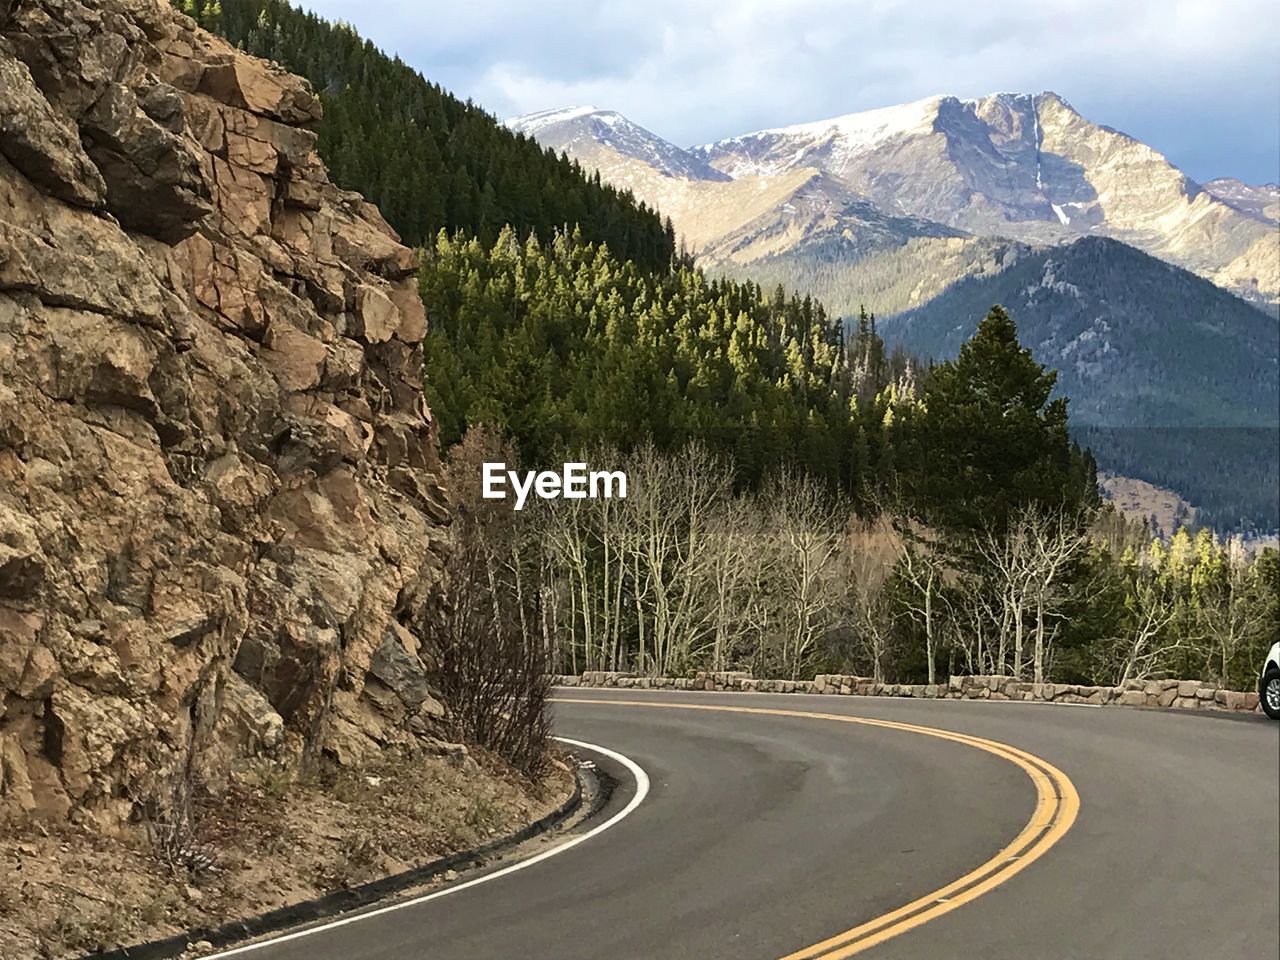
xmin=505 ymin=105 xmax=978 ymax=294
xmin=508 ymin=106 xmax=729 ymax=182
xmin=507 ymin=97 xmax=1278 ymax=527
xmin=693 ymin=95 xmax=947 ymax=183
xmin=509 ymin=94 xmax=1277 ymax=308
xmin=695 ymin=92 xmax=1277 ymax=304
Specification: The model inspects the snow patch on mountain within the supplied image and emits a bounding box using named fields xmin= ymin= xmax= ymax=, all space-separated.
xmin=507 ymin=105 xmax=603 ymax=132
xmin=507 ymin=107 xmax=730 ymax=181
xmin=742 ymin=96 xmax=941 ymax=147
xmin=693 ymin=96 xmax=943 ymax=179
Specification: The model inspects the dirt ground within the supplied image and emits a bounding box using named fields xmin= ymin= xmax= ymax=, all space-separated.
xmin=0 ymin=747 xmax=574 ymax=959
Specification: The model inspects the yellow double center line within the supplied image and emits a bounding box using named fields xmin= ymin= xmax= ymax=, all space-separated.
xmin=553 ymin=698 xmax=1080 ymax=959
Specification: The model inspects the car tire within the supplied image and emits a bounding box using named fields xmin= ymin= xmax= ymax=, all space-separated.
xmin=1261 ymin=668 xmax=1280 ymax=720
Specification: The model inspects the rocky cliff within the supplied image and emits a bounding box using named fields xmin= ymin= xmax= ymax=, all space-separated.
xmin=0 ymin=0 xmax=453 ymax=828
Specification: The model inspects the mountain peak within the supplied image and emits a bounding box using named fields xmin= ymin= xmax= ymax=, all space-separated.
xmin=506 ymin=105 xmax=604 ymax=131
xmin=701 ymin=91 xmax=1078 ymax=155
xmin=703 ymin=95 xmax=944 ymax=153
xmin=507 ymin=107 xmax=730 ymax=181
xmin=973 ymin=90 xmax=1069 ymax=104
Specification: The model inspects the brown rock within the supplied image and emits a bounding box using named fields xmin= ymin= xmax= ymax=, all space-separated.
xmin=353 ymin=283 xmax=400 ymax=343
xmin=210 ymin=155 xmax=272 ymax=238
xmin=0 ymin=52 xmax=105 ymax=207
xmin=0 ymin=733 xmax=36 ymax=812
xmin=80 ymin=81 xmax=212 ymax=242
xmin=197 ymin=56 xmax=322 ymax=126
xmin=1223 ymin=691 xmax=1260 ymax=712
xmin=0 ymin=0 xmax=450 ymax=827
xmin=389 ymin=280 xmax=427 ymax=342
xmin=217 ymin=672 xmax=284 ymax=755
xmin=263 ymin=323 xmax=327 ymax=392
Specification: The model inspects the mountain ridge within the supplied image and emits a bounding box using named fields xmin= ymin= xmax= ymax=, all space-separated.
xmin=885 ymin=235 xmax=1279 ymax=531
xmin=506 ymin=99 xmax=1280 ymax=528
xmin=509 ymin=106 xmax=731 ymax=182
xmin=694 ymin=91 xmax=1277 ymax=304
xmin=509 ymin=92 xmax=1278 ymax=307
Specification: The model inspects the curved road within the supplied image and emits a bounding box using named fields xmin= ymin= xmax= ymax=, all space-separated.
xmin=217 ymin=690 xmax=1279 ymax=960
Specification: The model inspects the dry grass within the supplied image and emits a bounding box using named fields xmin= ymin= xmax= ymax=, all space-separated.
xmin=1098 ymin=473 xmax=1196 ymax=537
xmin=0 ymin=748 xmax=573 ymax=958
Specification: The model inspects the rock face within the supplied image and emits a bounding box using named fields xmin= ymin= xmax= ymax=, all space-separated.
xmin=0 ymin=0 xmax=452 ymax=828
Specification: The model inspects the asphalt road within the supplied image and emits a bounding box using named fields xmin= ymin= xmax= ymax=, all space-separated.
xmin=220 ymin=691 xmax=1280 ymax=960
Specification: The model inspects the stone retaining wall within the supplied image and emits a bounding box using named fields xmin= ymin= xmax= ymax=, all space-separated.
xmin=552 ymin=671 xmax=1264 ymax=714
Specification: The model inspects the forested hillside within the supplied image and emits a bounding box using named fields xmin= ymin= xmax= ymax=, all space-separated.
xmin=714 ymin=236 xmax=1026 ymax=319
xmin=178 ymin=0 xmax=676 ymax=270
xmin=445 ymin=313 xmax=1275 ymax=695
xmin=421 ymin=228 xmax=915 ymax=493
xmin=887 ymin=237 xmax=1280 ymax=533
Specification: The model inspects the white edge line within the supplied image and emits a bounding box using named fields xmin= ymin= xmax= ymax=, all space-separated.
xmin=209 ymin=736 xmax=650 ymax=958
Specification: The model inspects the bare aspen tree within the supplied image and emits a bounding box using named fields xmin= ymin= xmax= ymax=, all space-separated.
xmin=766 ymin=472 xmax=848 ymax=679
xmin=1023 ymin=507 xmax=1088 ymax=683
xmin=740 ymin=520 xmax=781 ymax=677
xmin=542 ymin=492 xmax=597 ymax=668
xmin=894 ymin=525 xmax=952 ymax=686
xmin=621 ymin=442 xmax=729 ymax=674
xmin=705 ymin=502 xmax=758 ymax=672
xmin=845 ymin=513 xmax=901 ymax=682
xmin=1107 ymin=571 xmax=1181 ymax=684
xmin=976 ymin=509 xmax=1042 ymax=678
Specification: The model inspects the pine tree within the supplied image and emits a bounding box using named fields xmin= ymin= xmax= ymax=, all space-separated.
xmin=896 ymin=304 xmax=1091 ymax=542
xmin=183 ymin=0 xmax=675 ymax=269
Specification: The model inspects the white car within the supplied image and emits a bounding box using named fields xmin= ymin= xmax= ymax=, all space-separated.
xmin=1261 ymin=642 xmax=1280 ymax=720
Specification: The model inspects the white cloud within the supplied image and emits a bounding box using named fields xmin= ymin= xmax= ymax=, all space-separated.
xmin=298 ymin=0 xmax=1280 ymax=182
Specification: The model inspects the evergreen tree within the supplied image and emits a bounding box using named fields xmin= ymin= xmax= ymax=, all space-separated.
xmin=420 ymin=231 xmax=899 ymax=492
xmin=182 ymin=0 xmax=675 ymax=270
xmin=896 ymin=305 xmax=1089 ymax=541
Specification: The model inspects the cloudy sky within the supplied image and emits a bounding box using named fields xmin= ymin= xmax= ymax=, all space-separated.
xmin=304 ymin=0 xmax=1279 ymax=184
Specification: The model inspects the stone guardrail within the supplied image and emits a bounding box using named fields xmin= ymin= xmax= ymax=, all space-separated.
xmin=552 ymin=671 xmax=1263 ymax=714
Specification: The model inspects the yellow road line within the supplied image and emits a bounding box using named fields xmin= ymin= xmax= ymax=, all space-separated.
xmin=551 ymin=697 xmax=1080 ymax=960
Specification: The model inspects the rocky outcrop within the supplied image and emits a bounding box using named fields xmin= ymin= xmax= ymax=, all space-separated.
xmin=0 ymin=0 xmax=452 ymax=828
